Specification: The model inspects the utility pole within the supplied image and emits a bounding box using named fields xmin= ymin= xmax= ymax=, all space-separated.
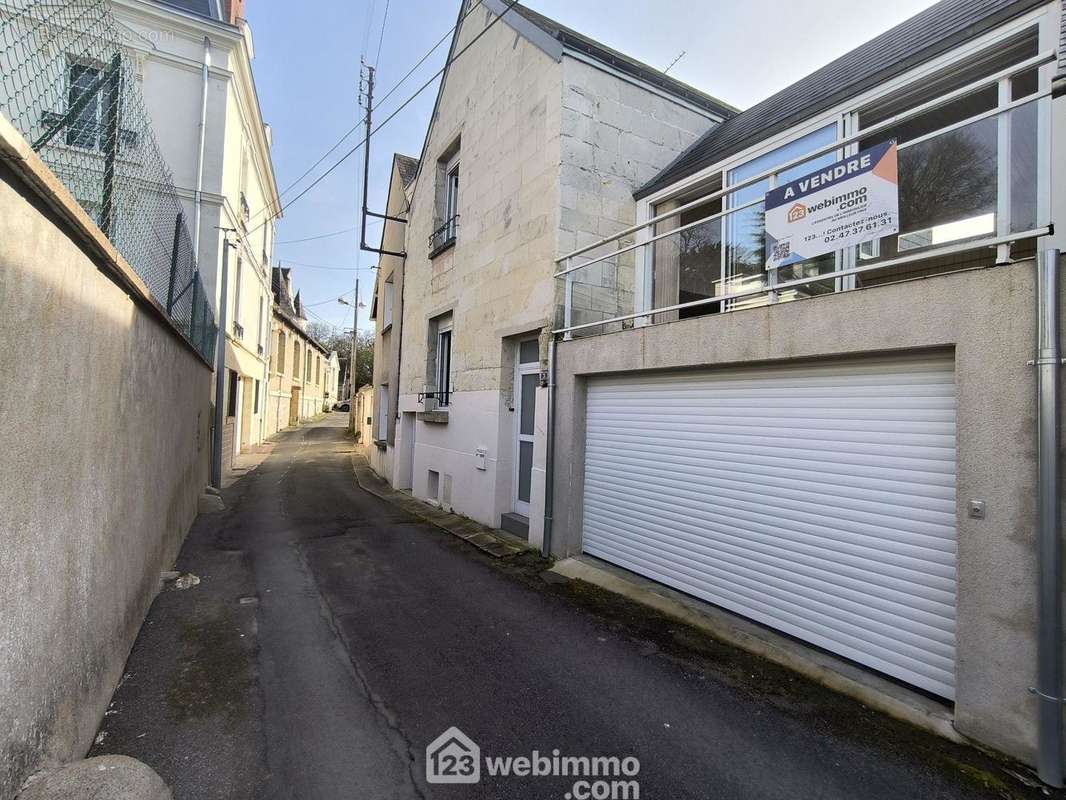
xmin=211 ymin=230 xmax=235 ymax=488
xmin=350 ymin=275 xmax=359 ymax=432
xmin=358 ymin=60 xmax=406 ymax=258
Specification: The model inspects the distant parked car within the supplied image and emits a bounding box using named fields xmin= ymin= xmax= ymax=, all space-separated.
xmin=333 ymin=401 xmax=350 ymax=412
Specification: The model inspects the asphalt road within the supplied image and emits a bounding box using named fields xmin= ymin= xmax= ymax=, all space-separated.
xmin=92 ymin=414 xmax=1048 ymax=800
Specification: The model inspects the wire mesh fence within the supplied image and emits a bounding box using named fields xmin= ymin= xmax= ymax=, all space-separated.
xmin=0 ymin=0 xmax=217 ymax=361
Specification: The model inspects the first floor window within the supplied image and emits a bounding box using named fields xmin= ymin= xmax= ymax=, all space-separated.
xmin=445 ymin=160 xmax=459 ymax=239
xmin=67 ymin=61 xmax=101 ymax=149
xmin=226 ymin=370 xmax=238 ymax=418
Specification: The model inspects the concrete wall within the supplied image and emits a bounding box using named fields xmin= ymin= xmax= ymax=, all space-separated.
xmin=549 ymin=260 xmax=1063 ymax=767
xmin=0 ymin=150 xmax=211 ymax=796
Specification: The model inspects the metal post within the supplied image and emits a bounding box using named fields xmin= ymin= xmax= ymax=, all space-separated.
xmin=211 ymin=235 xmax=233 ymax=489
xmin=349 ymin=276 xmax=359 ymax=432
xmin=541 ymin=336 xmax=557 ymax=558
xmin=99 ymin=54 xmax=121 ymax=239
xmin=360 ymin=63 xmax=375 ymax=253
xmin=1035 ymin=247 xmax=1063 ymax=788
xmin=166 ymin=212 xmax=183 ymax=315
xmin=190 ymin=275 xmax=200 ymax=348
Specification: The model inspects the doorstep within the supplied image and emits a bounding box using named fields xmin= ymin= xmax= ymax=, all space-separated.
xmin=351 ymin=453 xmax=526 ymax=559
xmin=551 ymin=555 xmax=964 ymax=747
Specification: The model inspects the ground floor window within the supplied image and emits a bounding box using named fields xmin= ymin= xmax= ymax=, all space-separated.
xmin=436 ymin=320 xmax=452 ymax=407
xmin=226 ymin=370 xmax=238 ymax=418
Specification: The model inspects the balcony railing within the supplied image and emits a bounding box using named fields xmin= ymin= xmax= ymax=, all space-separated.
xmin=554 ymin=48 xmax=1054 ymax=338
xmin=428 ymin=215 xmax=459 ymax=256
xmin=417 ymin=387 xmax=450 ymax=411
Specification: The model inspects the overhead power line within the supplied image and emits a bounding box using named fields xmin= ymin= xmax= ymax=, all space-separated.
xmin=374 ymin=0 xmax=391 ymax=68
xmin=263 ymin=0 xmax=487 ymax=216
xmin=277 ymin=226 xmax=357 ymax=245
xmin=304 ymin=288 xmax=355 ymax=308
xmin=246 ymin=0 xmax=520 ymax=241
xmin=283 ymin=260 xmax=379 ymax=272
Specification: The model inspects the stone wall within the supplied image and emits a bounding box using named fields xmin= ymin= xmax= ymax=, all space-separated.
xmin=558 ymin=58 xmax=714 ymax=332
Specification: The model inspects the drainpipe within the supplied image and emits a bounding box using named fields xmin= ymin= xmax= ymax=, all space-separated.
xmin=1033 ymin=247 xmax=1063 ymax=788
xmin=541 ymin=335 xmax=557 ymax=558
xmin=193 ymin=38 xmax=211 ymax=261
xmin=211 ymin=233 xmax=234 ymax=489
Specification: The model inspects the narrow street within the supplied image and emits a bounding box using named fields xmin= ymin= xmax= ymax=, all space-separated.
xmin=92 ymin=414 xmax=1034 ymax=800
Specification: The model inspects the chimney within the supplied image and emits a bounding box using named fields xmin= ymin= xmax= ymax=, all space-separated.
xmin=225 ymin=0 xmax=246 ymax=25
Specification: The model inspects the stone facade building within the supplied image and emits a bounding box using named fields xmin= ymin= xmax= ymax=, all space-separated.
xmin=265 ymin=267 xmax=331 ymax=436
xmin=379 ymin=0 xmax=734 ymax=545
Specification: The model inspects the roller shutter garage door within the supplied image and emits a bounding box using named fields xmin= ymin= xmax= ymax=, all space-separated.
xmin=582 ymin=356 xmax=957 ymax=698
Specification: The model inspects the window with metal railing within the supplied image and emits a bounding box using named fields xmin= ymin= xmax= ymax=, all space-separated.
xmin=0 ymin=0 xmax=217 ymax=362
xmin=430 ymin=147 xmax=460 ymax=256
xmin=555 ymin=27 xmax=1053 ymax=338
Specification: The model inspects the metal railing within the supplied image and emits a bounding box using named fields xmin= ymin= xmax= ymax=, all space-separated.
xmin=554 ymin=48 xmax=1055 ymax=337
xmin=0 ymin=0 xmax=217 ymax=361
xmin=417 ymin=387 xmax=450 ymax=411
xmin=429 ymin=214 xmax=458 ymax=254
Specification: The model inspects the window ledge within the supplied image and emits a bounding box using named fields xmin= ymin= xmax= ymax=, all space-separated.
xmin=428 ymin=237 xmax=456 ymax=260
xmin=417 ymin=410 xmax=449 ymax=424
xmin=381 ymin=322 xmax=393 ymax=334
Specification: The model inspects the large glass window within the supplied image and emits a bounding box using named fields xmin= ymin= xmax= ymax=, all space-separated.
xmin=854 ymin=31 xmax=1039 ymax=285
xmin=652 ymin=125 xmax=839 ymax=320
xmin=642 ymin=29 xmax=1043 ymax=322
xmin=724 ymin=124 xmax=838 ymax=309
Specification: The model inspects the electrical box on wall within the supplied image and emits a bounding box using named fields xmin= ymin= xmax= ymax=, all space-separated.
xmin=474 ymin=448 xmax=487 ymax=471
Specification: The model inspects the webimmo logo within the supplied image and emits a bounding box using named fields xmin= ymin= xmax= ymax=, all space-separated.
xmin=426 ymin=726 xmax=480 ymax=784
xmin=426 ymin=727 xmax=641 ymax=797
xmin=787 ymin=203 xmax=807 ymax=223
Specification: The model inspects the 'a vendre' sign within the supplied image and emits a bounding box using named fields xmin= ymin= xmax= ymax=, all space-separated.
xmin=764 ymin=140 xmax=899 ymax=270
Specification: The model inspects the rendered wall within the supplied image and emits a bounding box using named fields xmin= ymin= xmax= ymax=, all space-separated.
xmin=0 ymin=154 xmax=211 ymax=797
xmin=549 ymin=260 xmax=1063 ymax=767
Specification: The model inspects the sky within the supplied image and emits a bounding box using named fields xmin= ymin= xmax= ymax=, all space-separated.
xmin=248 ymin=0 xmax=938 ymax=334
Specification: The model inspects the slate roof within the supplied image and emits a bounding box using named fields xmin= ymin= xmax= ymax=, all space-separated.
xmin=152 ymin=0 xmax=221 ymax=21
xmin=509 ymin=3 xmax=737 ymax=118
xmin=271 ymin=267 xmax=329 ymax=354
xmin=637 ymin=0 xmax=1049 ymax=199
xmin=395 ymin=154 xmax=419 ymax=188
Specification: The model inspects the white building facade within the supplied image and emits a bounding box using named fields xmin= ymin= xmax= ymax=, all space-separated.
xmin=113 ymin=0 xmax=281 ymax=470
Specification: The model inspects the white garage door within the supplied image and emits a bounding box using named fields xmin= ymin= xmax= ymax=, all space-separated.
xmin=582 ymin=356 xmax=957 ymax=698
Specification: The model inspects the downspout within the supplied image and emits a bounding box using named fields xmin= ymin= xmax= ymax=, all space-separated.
xmin=193 ymin=37 xmax=211 ymax=261
xmin=1034 ymin=247 xmax=1064 ymax=788
xmin=541 ymin=334 xmax=557 ymax=558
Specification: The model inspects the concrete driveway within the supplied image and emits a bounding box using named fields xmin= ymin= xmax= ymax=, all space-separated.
xmin=91 ymin=414 xmax=1048 ymax=800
